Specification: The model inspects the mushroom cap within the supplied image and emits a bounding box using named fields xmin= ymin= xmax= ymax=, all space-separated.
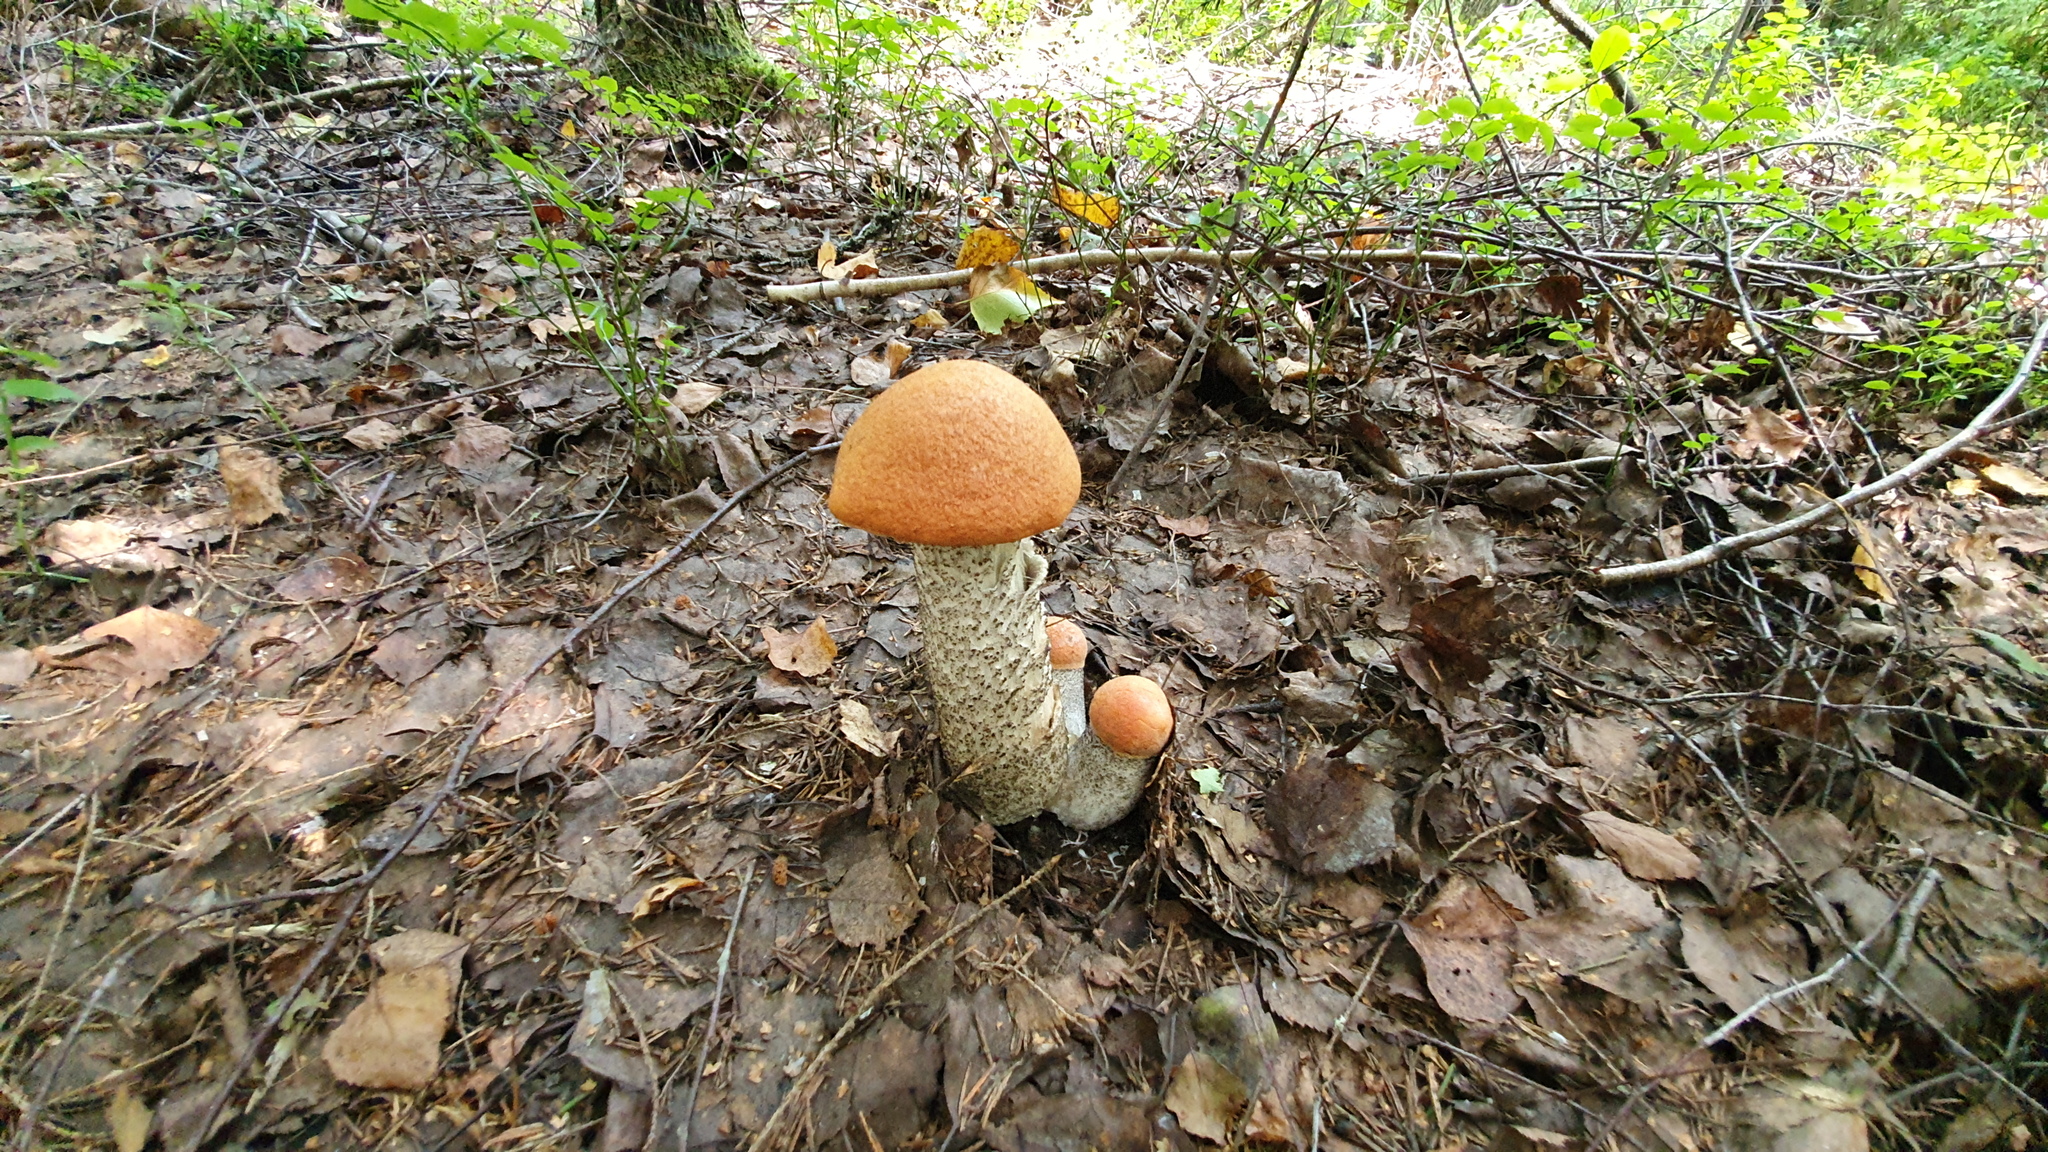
xmin=1090 ymin=676 xmax=1173 ymax=759
xmin=1046 ymin=618 xmax=1087 ymax=670
xmin=828 ymin=360 xmax=1080 ymax=547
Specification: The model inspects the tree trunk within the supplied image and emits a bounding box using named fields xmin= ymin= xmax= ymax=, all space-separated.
xmin=596 ymin=0 xmax=779 ymax=109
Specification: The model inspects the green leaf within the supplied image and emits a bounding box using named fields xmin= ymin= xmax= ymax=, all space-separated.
xmin=1589 ymin=26 xmax=1632 ymax=71
xmin=1189 ymin=766 xmax=1224 ymax=796
xmin=7 ymin=435 xmax=56 ymax=453
xmin=3 ymin=378 xmax=77 ymax=402
xmin=969 ymin=288 xmax=1043 ymax=334
xmin=1973 ymin=630 xmax=2048 ymax=680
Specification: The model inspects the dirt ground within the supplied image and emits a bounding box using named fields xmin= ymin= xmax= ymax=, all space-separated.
xmin=0 ymin=19 xmax=2045 ymax=1152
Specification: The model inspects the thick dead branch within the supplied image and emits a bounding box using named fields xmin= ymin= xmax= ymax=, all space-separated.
xmin=1594 ymin=319 xmax=2048 ymax=585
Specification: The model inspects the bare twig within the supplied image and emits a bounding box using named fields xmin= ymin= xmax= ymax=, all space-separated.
xmin=1526 ymin=0 xmax=1665 ymax=150
xmin=1595 ymin=318 xmax=2048 ymax=584
xmin=679 ymin=861 xmax=755 ymax=1152
xmin=1865 ymin=863 xmax=1942 ymax=1011
xmin=742 ymin=855 xmax=1063 ymax=1152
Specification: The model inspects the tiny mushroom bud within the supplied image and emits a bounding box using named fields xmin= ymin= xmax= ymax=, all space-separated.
xmin=1089 ymin=676 xmax=1174 ymax=759
xmin=1052 ymin=675 xmax=1173 ymax=830
xmin=1047 ymin=617 xmax=1088 ymax=741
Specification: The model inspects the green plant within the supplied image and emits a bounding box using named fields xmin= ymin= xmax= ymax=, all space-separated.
xmin=196 ymin=1 xmax=324 ymax=95
xmin=57 ymin=39 xmax=167 ymax=116
xmin=1865 ymin=311 xmax=2043 ymax=408
xmin=493 ymin=146 xmax=713 ymax=473
xmin=342 ymin=0 xmax=568 ymax=65
xmin=0 ymin=346 xmax=73 ymax=479
xmin=780 ymin=0 xmax=978 ymax=157
xmin=119 ymin=276 xmax=229 ymax=336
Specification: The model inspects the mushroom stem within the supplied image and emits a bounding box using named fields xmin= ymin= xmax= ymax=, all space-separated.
xmin=913 ymin=541 xmax=1072 ymax=824
xmin=1050 ymin=736 xmax=1154 ymax=831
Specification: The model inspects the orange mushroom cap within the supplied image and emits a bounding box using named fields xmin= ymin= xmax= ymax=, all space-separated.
xmin=1046 ymin=618 xmax=1087 ymax=670
xmin=827 ymin=360 xmax=1080 ymax=547
xmin=1089 ymin=676 xmax=1173 ymax=759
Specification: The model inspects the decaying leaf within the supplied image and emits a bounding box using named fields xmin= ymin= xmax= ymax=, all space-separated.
xmin=1164 ymin=1051 xmax=1246 ymax=1144
xmin=274 ymin=554 xmax=376 ymax=603
xmin=1401 ymin=874 xmax=1521 ymax=1022
xmin=323 ymin=929 xmax=468 ymax=1089
xmin=1581 ymin=810 xmax=1701 ymax=880
xmin=442 ymin=416 xmax=514 ymax=470
xmin=631 ymin=875 xmax=703 ymax=918
xmin=1053 ymin=184 xmax=1121 ymax=227
xmin=763 ymin=619 xmax=836 ymax=678
xmin=1978 ymin=461 xmax=2048 ymax=500
xmin=219 ymin=442 xmax=289 ymax=527
xmin=818 ymin=244 xmax=880 ymax=280
xmin=828 ymin=848 xmax=921 ymax=948
xmin=1733 ymin=406 xmax=1811 ymax=465
xmin=955 ymin=225 xmax=1022 ymax=270
xmin=1269 ymin=752 xmax=1398 ymax=874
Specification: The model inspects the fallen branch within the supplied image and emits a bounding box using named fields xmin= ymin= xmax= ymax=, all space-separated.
xmin=763 ymin=245 xmax=1496 ymax=304
xmin=1400 ymin=454 xmax=1623 ymax=487
xmin=743 ymin=854 xmax=1063 ymax=1152
xmin=0 ymin=65 xmax=546 ymax=143
xmin=1594 ymin=318 xmax=2048 ymax=585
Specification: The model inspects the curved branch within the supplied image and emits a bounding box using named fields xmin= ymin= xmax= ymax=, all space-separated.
xmin=1594 ymin=319 xmax=2048 ymax=585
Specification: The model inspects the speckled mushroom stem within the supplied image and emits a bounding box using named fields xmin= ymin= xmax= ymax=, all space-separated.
xmin=913 ymin=541 xmax=1073 ymax=824
xmin=1050 ymin=739 xmax=1154 ymax=831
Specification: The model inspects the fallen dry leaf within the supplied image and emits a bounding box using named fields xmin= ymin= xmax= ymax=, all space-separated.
xmin=631 ymin=875 xmax=703 ymax=918
xmin=275 ymin=554 xmax=376 ymax=603
xmin=819 ymin=245 xmax=880 ymax=280
xmin=1582 ymin=810 xmax=1702 ymax=880
xmin=671 ymin=380 xmax=724 ymax=415
xmin=1402 ymin=874 xmax=1521 ymax=1023
xmin=324 ymin=930 xmax=468 ymax=1090
xmin=219 ymin=443 xmax=289 ymax=527
xmin=764 ymin=619 xmax=836 ymax=679
xmin=828 ymin=848 xmax=921 ymax=948
xmin=1978 ymin=461 xmax=2048 ymax=500
xmin=838 ymin=698 xmax=899 ymax=756
xmin=270 ymin=324 xmax=335 ymax=356
xmin=850 ymin=353 xmax=893 ymax=390
xmin=108 ymin=1086 xmax=151 ymax=1152
xmin=1733 ymin=406 xmax=1810 ymax=465
xmin=442 ymin=416 xmax=514 ymax=470
xmin=1157 ymin=513 xmax=1211 ymax=538
xmin=38 ymin=605 xmax=219 ymax=684
xmin=39 ymin=518 xmax=179 ymax=574
xmin=345 ymin=418 xmax=406 ymax=451
xmin=1164 ymin=1051 xmax=1246 ymax=1144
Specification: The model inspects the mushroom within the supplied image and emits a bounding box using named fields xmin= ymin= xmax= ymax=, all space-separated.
xmin=829 ymin=360 xmax=1173 ymax=827
xmin=1052 ymin=675 xmax=1173 ymax=829
xmin=829 ymin=360 xmax=1082 ymax=823
xmin=1046 ymin=617 xmax=1088 ymax=740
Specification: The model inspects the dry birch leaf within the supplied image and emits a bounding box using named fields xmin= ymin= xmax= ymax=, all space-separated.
xmin=219 ymin=443 xmax=288 ymax=527
xmin=1581 ymin=811 xmax=1702 ymax=880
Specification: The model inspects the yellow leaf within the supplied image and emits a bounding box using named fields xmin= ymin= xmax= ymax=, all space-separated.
xmin=109 ymin=1086 xmax=151 ymax=1152
xmin=558 ymin=117 xmax=578 ymax=140
xmin=140 ymin=345 xmax=173 ymax=368
xmin=910 ymin=308 xmax=948 ymax=330
xmin=955 ymin=225 xmax=1021 ymax=270
xmin=1053 ymin=184 xmax=1120 ymax=227
xmin=1851 ymin=543 xmax=1894 ymax=603
xmin=815 ymin=238 xmax=837 ymax=276
xmin=1979 ymin=461 xmax=2048 ymax=500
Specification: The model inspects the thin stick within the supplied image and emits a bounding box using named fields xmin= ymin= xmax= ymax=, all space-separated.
xmin=1595 ymin=318 xmax=2048 ymax=584
xmin=742 ymin=855 xmax=1063 ymax=1152
xmin=763 ymin=246 xmax=1493 ymax=304
xmin=1866 ymin=863 xmax=1942 ymax=1011
xmin=1398 ymin=454 xmax=1623 ymax=488
xmin=680 ymin=861 xmax=755 ymax=1152
xmin=176 ymin=442 xmax=840 ymax=1152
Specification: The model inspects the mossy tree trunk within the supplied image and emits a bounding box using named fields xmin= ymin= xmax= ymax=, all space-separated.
xmin=592 ymin=0 xmax=779 ymax=109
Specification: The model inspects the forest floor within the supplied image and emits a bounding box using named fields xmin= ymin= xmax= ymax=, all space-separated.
xmin=0 ymin=10 xmax=2045 ymax=1152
